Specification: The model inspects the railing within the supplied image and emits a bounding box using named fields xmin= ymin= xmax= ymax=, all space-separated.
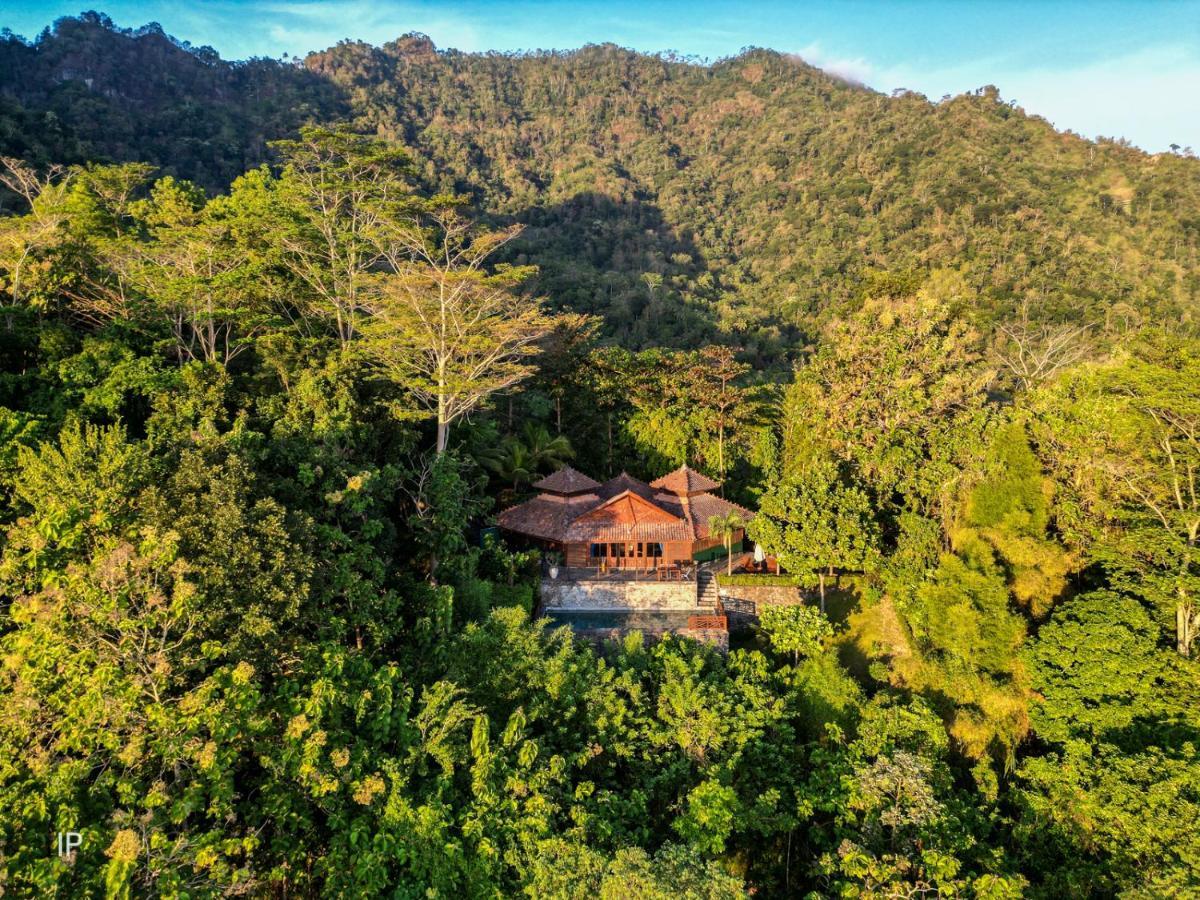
xmin=686 ymin=615 xmax=728 ymax=631
xmin=545 ymin=563 xmax=696 ymax=583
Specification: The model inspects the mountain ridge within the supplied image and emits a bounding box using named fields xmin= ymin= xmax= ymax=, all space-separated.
xmin=1 ymin=12 xmax=1197 ymax=352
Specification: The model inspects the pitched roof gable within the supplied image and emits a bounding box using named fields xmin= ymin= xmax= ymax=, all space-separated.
xmin=563 ymin=489 xmax=694 ymax=542
xmin=572 ymin=489 xmax=682 ymax=527
xmin=597 ymin=471 xmax=655 ymax=500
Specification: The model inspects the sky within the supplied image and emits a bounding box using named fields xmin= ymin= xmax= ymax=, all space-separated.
xmin=4 ymin=1 xmax=1199 ymax=153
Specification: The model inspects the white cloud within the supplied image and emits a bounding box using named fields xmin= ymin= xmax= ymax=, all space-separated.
xmin=250 ymin=0 xmax=484 ymax=54
xmin=790 ymin=41 xmax=1198 ymax=153
xmin=793 ymin=41 xmax=875 ymax=85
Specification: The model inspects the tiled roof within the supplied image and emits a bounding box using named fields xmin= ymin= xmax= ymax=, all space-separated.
xmin=497 ymin=492 xmax=600 ymax=541
xmin=532 ymin=465 xmax=602 ymax=494
xmin=597 ymin=471 xmax=656 ymax=500
xmin=498 ymin=466 xmax=752 ymax=543
xmin=649 ymin=465 xmax=722 ymax=495
xmin=686 ymin=493 xmax=754 ymax=539
xmin=564 ymin=490 xmax=693 ymax=542
xmin=564 ymin=520 xmax=696 ymax=542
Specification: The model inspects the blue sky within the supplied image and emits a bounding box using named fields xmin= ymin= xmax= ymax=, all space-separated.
xmin=5 ymin=1 xmax=1199 ymax=152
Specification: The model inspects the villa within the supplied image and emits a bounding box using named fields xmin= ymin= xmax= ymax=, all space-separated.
xmin=497 ymin=464 xmax=753 ymax=648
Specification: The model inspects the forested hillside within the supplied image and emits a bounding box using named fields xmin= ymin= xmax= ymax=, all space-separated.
xmin=2 ymin=13 xmax=1198 ymax=354
xmin=0 ymin=12 xmax=1198 ymax=899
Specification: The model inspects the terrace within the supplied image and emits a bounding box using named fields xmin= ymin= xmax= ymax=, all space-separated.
xmin=543 ymin=561 xmax=696 ymax=582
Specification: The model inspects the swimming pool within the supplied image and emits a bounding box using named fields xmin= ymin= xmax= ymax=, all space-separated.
xmin=544 ymin=609 xmax=711 ymax=631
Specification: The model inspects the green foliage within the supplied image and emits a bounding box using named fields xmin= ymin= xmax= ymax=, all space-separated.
xmin=1016 ymin=742 xmax=1200 ymax=897
xmin=752 ymin=459 xmax=879 ymax=604
xmin=1033 ymin=335 xmax=1200 ymax=654
xmin=715 ymin=573 xmax=802 ymax=587
xmin=958 ymin=419 xmax=1075 ymax=618
xmin=1027 ymin=590 xmax=1198 ymax=744
xmin=0 ymin=18 xmax=1197 ymax=894
xmin=758 ymin=605 xmax=834 ymax=664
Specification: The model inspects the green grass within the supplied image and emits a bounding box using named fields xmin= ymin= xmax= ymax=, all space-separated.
xmin=716 ymin=573 xmax=803 ymax=587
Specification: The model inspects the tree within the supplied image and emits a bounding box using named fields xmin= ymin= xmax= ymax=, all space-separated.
xmin=366 ymin=203 xmax=556 ymax=453
xmin=759 ymin=604 xmax=833 ymax=664
xmin=779 ymin=281 xmax=992 ymax=520
xmin=1025 ymin=590 xmax=1196 ymax=744
xmin=707 ymin=510 xmax=746 ymax=576
xmin=536 ymin=312 xmax=600 ymax=434
xmin=752 ymin=459 xmax=879 ymax=611
xmin=483 ymin=423 xmax=573 ymax=492
xmin=687 ymin=346 xmax=755 ymax=488
xmin=272 ymin=126 xmax=415 ymax=348
xmin=1035 ymin=336 xmax=1200 ymax=655
xmin=994 ymin=318 xmax=1093 ymax=392
xmin=958 ymin=419 xmax=1076 ymax=618
xmin=117 ymin=177 xmax=274 ymax=364
xmin=0 ymin=156 xmax=71 ymax=306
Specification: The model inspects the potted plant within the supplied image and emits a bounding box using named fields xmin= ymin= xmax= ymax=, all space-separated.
xmin=545 ymin=550 xmax=562 ymax=579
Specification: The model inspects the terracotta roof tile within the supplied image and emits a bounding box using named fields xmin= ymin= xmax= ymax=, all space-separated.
xmin=687 ymin=494 xmax=753 ymax=539
xmin=650 ymin=465 xmax=722 ymax=495
xmin=532 ymin=465 xmax=602 ymax=494
xmin=597 ymin=471 xmax=655 ymax=500
xmin=497 ymin=492 xmax=599 ymax=541
xmin=499 ymin=466 xmax=753 ymax=544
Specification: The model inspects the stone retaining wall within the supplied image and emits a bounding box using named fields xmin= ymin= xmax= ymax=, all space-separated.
xmin=541 ymin=579 xmax=698 ymax=610
xmin=717 ymin=583 xmax=807 ymax=626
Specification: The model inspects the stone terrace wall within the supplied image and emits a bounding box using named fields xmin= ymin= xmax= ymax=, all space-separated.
xmin=541 ymin=579 xmax=698 ymax=610
xmin=718 ymin=583 xmax=806 ymax=626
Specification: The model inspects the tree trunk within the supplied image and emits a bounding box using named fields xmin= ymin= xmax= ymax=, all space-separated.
xmin=606 ymin=413 xmax=613 ymax=476
xmin=718 ymin=427 xmax=725 ymax=497
xmin=818 ymin=571 xmax=826 ymax=614
xmin=727 ymin=536 xmax=733 ymax=576
xmin=1178 ymin=598 xmax=1196 ymax=657
xmin=436 ymin=372 xmax=449 ymax=454
xmin=436 ymin=416 xmax=449 ymax=455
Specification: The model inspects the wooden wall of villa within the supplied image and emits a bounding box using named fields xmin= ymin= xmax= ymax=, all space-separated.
xmin=497 ymin=464 xmax=750 ymax=573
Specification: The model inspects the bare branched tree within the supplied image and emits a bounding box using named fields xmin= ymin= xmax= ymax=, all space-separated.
xmin=995 ymin=319 xmax=1094 ymax=391
xmin=0 ymin=157 xmax=71 ymax=306
xmin=271 ymin=128 xmax=414 ymax=348
xmin=367 ymin=205 xmax=554 ymax=453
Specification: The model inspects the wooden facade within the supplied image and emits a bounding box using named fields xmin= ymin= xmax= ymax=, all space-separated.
xmin=497 ymin=465 xmax=750 ymax=572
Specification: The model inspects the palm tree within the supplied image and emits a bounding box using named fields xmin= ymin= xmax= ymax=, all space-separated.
xmin=518 ymin=422 xmax=573 ymax=473
xmin=483 ymin=423 xmax=573 ymax=493
xmin=708 ymin=512 xmax=746 ymax=576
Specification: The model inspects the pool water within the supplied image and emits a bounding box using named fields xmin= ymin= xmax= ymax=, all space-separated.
xmin=544 ymin=609 xmax=708 ymax=631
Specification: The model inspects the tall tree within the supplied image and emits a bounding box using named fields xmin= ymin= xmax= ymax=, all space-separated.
xmin=118 ymin=177 xmax=272 ymax=364
xmin=272 ymin=127 xmax=415 ymax=348
xmin=0 ymin=156 xmax=71 ymax=307
xmin=687 ymin=345 xmax=755 ymax=489
xmin=752 ymin=459 xmax=879 ymax=611
xmin=366 ymin=203 xmax=555 ymax=453
xmin=779 ymin=278 xmax=993 ymax=524
xmin=536 ymin=312 xmax=600 ymax=434
xmin=1035 ymin=334 xmax=1200 ymax=656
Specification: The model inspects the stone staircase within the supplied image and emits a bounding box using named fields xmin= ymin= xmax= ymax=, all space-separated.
xmin=697 ymin=568 xmax=720 ymax=608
